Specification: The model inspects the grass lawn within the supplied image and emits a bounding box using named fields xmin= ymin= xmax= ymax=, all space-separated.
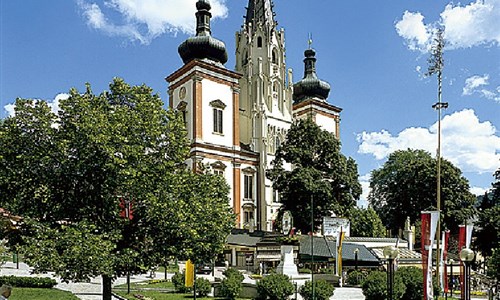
xmin=114 ymin=290 xmax=250 ymax=300
xmin=9 ymin=288 xmax=79 ymax=300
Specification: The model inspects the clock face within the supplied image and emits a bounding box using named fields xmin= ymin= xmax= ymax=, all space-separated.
xmin=282 ymin=211 xmax=292 ymax=235
xmin=179 ymin=86 xmax=187 ymax=100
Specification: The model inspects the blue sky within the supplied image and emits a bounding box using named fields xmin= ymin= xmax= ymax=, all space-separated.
xmin=1 ymin=0 xmax=499 ymax=203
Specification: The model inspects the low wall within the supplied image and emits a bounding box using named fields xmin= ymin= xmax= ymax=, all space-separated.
xmin=213 ymin=282 xmax=258 ymax=299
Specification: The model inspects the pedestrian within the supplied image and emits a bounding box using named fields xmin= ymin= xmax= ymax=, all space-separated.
xmin=0 ymin=284 xmax=12 ymax=300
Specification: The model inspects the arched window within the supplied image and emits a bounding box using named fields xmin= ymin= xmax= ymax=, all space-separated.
xmin=272 ymin=49 xmax=277 ymax=64
xmin=257 ymin=36 xmax=263 ymax=48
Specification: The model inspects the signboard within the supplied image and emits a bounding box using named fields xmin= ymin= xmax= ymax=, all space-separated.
xmin=322 ymin=217 xmax=350 ymax=237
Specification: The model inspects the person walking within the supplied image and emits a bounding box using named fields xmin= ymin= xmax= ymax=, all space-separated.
xmin=0 ymin=285 xmax=12 ymax=300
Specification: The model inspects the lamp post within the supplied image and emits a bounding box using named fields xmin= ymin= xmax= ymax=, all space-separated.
xmin=449 ymin=259 xmax=454 ymax=299
xmin=310 ymin=194 xmax=315 ymax=300
xmin=384 ymin=246 xmax=399 ymax=300
xmin=460 ymin=248 xmax=475 ymax=300
xmin=354 ymin=248 xmax=359 ymax=271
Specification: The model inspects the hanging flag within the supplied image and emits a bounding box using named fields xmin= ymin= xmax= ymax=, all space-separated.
xmin=458 ymin=225 xmax=466 ymax=300
xmin=421 ymin=211 xmax=439 ymax=300
xmin=337 ymin=228 xmax=345 ymax=277
xmin=185 ymin=259 xmax=194 ymax=287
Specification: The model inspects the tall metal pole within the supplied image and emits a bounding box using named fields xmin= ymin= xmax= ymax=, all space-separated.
xmin=428 ymin=28 xmax=447 ymax=289
xmin=311 ymin=194 xmax=315 ymax=300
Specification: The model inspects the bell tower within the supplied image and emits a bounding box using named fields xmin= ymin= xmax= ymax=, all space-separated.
xmin=235 ymin=0 xmax=293 ymax=231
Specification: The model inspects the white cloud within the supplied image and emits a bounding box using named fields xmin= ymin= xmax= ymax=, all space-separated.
xmin=470 ymin=186 xmax=490 ymax=196
xmin=395 ymin=0 xmax=500 ymax=51
xmin=357 ymin=109 xmax=500 ymax=174
xmin=463 ymin=74 xmax=500 ymax=102
xmin=3 ymin=93 xmax=69 ymax=117
xmin=358 ymin=173 xmax=371 ymax=207
xmin=77 ymin=0 xmax=228 ymax=44
xmin=441 ymin=0 xmax=500 ymax=49
xmin=395 ymin=11 xmax=434 ymax=51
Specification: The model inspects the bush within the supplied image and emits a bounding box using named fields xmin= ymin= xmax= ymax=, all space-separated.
xmin=171 ymin=272 xmax=191 ymax=293
xmin=300 ymin=280 xmax=334 ymax=300
xmin=220 ymin=276 xmax=243 ymax=299
xmin=299 ymin=268 xmax=311 ymax=274
xmin=0 ymin=276 xmax=57 ymax=288
xmin=195 ymin=277 xmax=211 ymax=297
xmin=396 ymin=267 xmax=423 ymax=300
xmin=361 ymin=271 xmax=405 ymax=300
xmin=223 ymin=267 xmax=244 ymax=282
xmin=256 ymin=274 xmax=294 ymax=300
xmin=346 ymin=270 xmax=366 ymax=286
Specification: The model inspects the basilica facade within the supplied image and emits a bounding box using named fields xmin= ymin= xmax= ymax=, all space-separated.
xmin=166 ymin=0 xmax=341 ymax=231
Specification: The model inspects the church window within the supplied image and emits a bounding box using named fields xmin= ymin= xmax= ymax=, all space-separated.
xmin=272 ymin=49 xmax=277 ymax=64
xmin=244 ymin=174 xmax=253 ymax=199
xmin=257 ymin=36 xmax=263 ymax=48
xmin=211 ymin=161 xmax=226 ymax=177
xmin=210 ymin=100 xmax=226 ymax=134
xmin=275 ymin=136 xmax=281 ymax=150
xmin=213 ymin=108 xmax=223 ymax=134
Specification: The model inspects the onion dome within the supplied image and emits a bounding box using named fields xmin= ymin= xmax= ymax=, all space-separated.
xmin=293 ymin=48 xmax=331 ymax=103
xmin=178 ymin=0 xmax=228 ymax=65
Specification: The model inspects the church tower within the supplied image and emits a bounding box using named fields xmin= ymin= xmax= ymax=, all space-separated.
xmin=235 ymin=0 xmax=293 ymax=231
xmin=167 ymin=0 xmax=259 ymax=228
xmin=292 ymin=47 xmax=341 ymax=137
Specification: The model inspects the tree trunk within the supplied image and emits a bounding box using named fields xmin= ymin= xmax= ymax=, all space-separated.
xmin=102 ymin=274 xmax=113 ymax=300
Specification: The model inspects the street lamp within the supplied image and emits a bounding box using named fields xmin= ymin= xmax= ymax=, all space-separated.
xmin=384 ymin=246 xmax=399 ymax=300
xmin=460 ymin=248 xmax=475 ymax=300
xmin=354 ymin=248 xmax=359 ymax=271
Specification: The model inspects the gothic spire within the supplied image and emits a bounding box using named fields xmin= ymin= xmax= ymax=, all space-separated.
xmin=245 ymin=0 xmax=275 ymax=27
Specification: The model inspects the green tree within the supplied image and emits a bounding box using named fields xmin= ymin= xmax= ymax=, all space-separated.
xmin=487 ymin=248 xmax=500 ymax=283
xmin=256 ymin=273 xmax=294 ymax=300
xmin=475 ymin=168 xmax=500 ymax=257
xmin=369 ymin=149 xmax=475 ymax=234
xmin=267 ymin=118 xmax=362 ymax=233
xmin=361 ymin=270 xmax=405 ymax=300
xmin=347 ymin=207 xmax=385 ymax=237
xmin=0 ymin=78 xmax=234 ymax=300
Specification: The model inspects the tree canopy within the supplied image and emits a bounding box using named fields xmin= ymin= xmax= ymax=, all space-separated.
xmin=475 ymin=168 xmax=500 ymax=257
xmin=267 ymin=118 xmax=361 ymax=233
xmin=346 ymin=207 xmax=385 ymax=238
xmin=0 ymin=78 xmax=234 ymax=300
xmin=368 ymin=149 xmax=475 ymax=234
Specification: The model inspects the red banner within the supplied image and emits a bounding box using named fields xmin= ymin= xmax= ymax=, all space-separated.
xmin=458 ymin=225 xmax=466 ymax=300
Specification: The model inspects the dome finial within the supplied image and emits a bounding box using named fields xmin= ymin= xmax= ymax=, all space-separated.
xmin=308 ymin=33 xmax=313 ymax=49
xmin=293 ymin=46 xmax=331 ymax=103
xmin=178 ymin=0 xmax=228 ymax=64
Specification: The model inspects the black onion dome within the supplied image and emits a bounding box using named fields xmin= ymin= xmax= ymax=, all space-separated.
xmin=293 ymin=48 xmax=331 ymax=103
xmin=178 ymin=0 xmax=228 ymax=64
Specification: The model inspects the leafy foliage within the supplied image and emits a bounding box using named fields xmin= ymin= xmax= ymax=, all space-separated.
xmin=487 ymin=248 xmax=500 ymax=282
xmin=475 ymin=168 xmax=500 ymax=257
xmin=0 ymin=276 xmax=57 ymax=288
xmin=346 ymin=270 xmax=366 ymax=286
xmin=361 ymin=270 xmax=405 ymax=300
xmin=299 ymin=279 xmax=334 ymax=300
xmin=220 ymin=276 xmax=243 ymax=299
xmin=396 ymin=267 xmax=423 ymax=300
xmin=347 ymin=207 xmax=385 ymax=237
xmin=369 ymin=149 xmax=476 ymax=234
xmin=267 ymin=118 xmax=362 ymax=233
xmin=171 ymin=272 xmax=190 ymax=293
xmin=0 ymin=78 xmax=234 ymax=300
xmin=195 ymin=277 xmax=211 ymax=297
xmin=223 ymin=268 xmax=244 ymax=282
xmin=256 ymin=273 xmax=294 ymax=300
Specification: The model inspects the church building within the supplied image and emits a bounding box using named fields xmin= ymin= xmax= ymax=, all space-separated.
xmin=166 ymin=0 xmax=341 ymax=232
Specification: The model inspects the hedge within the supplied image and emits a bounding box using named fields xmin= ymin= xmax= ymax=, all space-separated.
xmin=0 ymin=276 xmax=57 ymax=288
